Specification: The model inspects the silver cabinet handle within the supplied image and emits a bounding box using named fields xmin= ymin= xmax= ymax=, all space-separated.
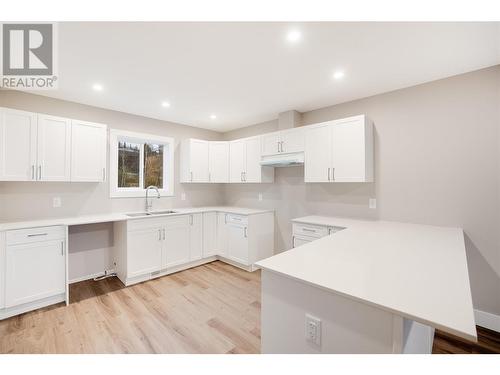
xmin=190 ymin=171 xmax=193 ymax=182
xmin=243 ymin=172 xmax=246 ymax=182
xmin=158 ymin=229 xmax=161 ymax=240
xmin=302 ymin=228 xmax=316 ymax=233
xmin=102 ymin=167 xmax=106 ymax=182
xmin=190 ymin=215 xmax=193 ymax=225
xmin=244 ymin=227 xmax=247 ymax=238
xmin=163 ymin=228 xmax=166 ymax=240
xmin=332 ymin=167 xmax=335 ymax=181
xmin=38 ymin=165 xmax=42 ymax=180
xmin=31 ymin=165 xmax=35 ymax=180
xmin=61 ymin=242 xmax=64 ymax=256
xmin=27 ymin=233 xmax=48 ymax=237
xmin=277 ymin=141 xmax=280 ymax=153
xmin=280 ymin=141 xmax=284 ymax=153
xmin=224 ymin=214 xmax=227 ymax=224
xmin=327 ymin=167 xmax=331 ymax=181
xmin=241 ymin=171 xmax=243 ymax=182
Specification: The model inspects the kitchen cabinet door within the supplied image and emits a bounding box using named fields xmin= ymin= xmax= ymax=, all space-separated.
xmin=164 ymin=216 xmax=191 ymax=268
xmin=331 ymin=118 xmax=372 ymax=182
xmin=203 ymin=212 xmax=218 ymax=257
xmin=304 ymin=123 xmax=333 ymax=183
xmin=37 ymin=114 xmax=71 ymax=181
xmin=0 ymin=108 xmax=37 ymax=181
xmin=229 ymin=139 xmax=246 ymax=183
xmin=189 ymin=213 xmax=203 ymax=261
xmin=190 ymin=139 xmax=209 ymax=182
xmin=261 ymin=132 xmax=281 ymax=156
xmin=216 ymin=213 xmax=228 ymax=256
xmin=71 ymin=120 xmax=107 ymax=182
xmin=208 ymin=141 xmax=229 ymax=182
xmin=5 ymin=239 xmax=66 ymax=308
xmin=227 ymin=224 xmax=249 ymax=265
xmin=280 ymin=128 xmax=305 ymax=154
xmin=127 ymin=227 xmax=163 ymax=277
xmin=244 ymin=137 xmax=262 ymax=183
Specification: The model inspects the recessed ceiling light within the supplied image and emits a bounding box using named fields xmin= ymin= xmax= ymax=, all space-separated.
xmin=92 ymin=83 xmax=103 ymax=91
xmin=161 ymin=101 xmax=170 ymax=108
xmin=333 ymin=71 xmax=345 ymax=80
xmin=286 ymin=30 xmax=302 ymax=43
xmin=210 ymin=114 xmax=217 ymax=120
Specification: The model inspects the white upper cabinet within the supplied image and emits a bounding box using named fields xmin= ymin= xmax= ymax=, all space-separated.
xmin=331 ymin=117 xmax=373 ymax=182
xmin=305 ymin=115 xmax=374 ymax=183
xmin=71 ymin=120 xmax=107 ymax=182
xmin=0 ymin=107 xmax=108 ymax=183
xmin=304 ymin=122 xmax=334 ymax=183
xmin=229 ymin=139 xmax=246 ymax=183
xmin=261 ymin=132 xmax=281 ymax=156
xmin=208 ymin=141 xmax=229 ymax=182
xmin=261 ymin=128 xmax=305 ymax=156
xmin=180 ymin=138 xmax=209 ymax=183
xmin=280 ymin=128 xmax=305 ymax=154
xmin=229 ymin=137 xmax=274 ymax=183
xmin=37 ymin=114 xmax=72 ymax=181
xmin=0 ymin=108 xmax=37 ymax=181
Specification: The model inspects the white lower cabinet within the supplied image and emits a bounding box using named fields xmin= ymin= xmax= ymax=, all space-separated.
xmin=127 ymin=225 xmax=163 ymax=278
xmin=164 ymin=216 xmax=190 ymax=268
xmin=292 ymin=221 xmax=345 ymax=248
xmin=227 ymin=223 xmax=249 ymax=265
xmin=116 ymin=210 xmax=275 ymax=285
xmin=189 ymin=213 xmax=203 ymax=261
xmin=217 ymin=212 xmax=274 ymax=270
xmin=202 ymin=212 xmax=218 ymax=257
xmin=4 ymin=226 xmax=66 ymax=309
xmin=216 ymin=212 xmax=228 ymax=256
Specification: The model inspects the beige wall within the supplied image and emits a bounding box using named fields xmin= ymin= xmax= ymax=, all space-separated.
xmin=0 ymin=91 xmax=225 ymax=221
xmin=223 ymin=65 xmax=500 ymax=315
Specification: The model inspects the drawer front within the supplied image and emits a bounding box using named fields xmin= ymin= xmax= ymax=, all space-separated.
xmin=6 ymin=226 xmax=66 ymax=245
xmin=225 ymin=213 xmax=248 ymax=226
xmin=292 ymin=223 xmax=328 ymax=239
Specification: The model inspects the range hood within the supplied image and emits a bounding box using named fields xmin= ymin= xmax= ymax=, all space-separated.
xmin=260 ymin=152 xmax=304 ymax=167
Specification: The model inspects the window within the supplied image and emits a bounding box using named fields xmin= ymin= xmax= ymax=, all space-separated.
xmin=110 ymin=129 xmax=174 ymax=198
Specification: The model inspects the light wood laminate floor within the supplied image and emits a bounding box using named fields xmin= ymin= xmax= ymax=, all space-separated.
xmin=0 ymin=261 xmax=261 ymax=354
xmin=1 ymin=259 xmax=498 ymax=354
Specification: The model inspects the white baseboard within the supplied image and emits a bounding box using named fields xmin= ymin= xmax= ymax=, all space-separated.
xmin=69 ymin=269 xmax=116 ymax=284
xmin=475 ymin=309 xmax=500 ymax=333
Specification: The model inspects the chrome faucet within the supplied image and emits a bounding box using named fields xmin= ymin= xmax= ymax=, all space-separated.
xmin=145 ymin=185 xmax=160 ymax=213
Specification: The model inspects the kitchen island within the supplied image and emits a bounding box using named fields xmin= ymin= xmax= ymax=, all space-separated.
xmin=256 ymin=216 xmax=476 ymax=354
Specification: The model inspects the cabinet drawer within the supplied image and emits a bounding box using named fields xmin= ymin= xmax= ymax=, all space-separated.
xmin=6 ymin=226 xmax=66 ymax=245
xmin=292 ymin=223 xmax=328 ymax=238
xmin=225 ymin=214 xmax=248 ymax=226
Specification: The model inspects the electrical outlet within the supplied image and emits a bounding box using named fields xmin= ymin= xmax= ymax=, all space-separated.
xmin=181 ymin=193 xmax=186 ymax=201
xmin=53 ymin=197 xmax=61 ymax=208
xmin=258 ymin=193 xmax=263 ymax=201
xmin=369 ymin=198 xmax=377 ymax=209
xmin=305 ymin=314 xmax=321 ymax=347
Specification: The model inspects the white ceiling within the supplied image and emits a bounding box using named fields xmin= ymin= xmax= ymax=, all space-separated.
xmin=35 ymin=22 xmax=500 ymax=132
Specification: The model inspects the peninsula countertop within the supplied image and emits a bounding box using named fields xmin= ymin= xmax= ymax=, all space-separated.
xmin=256 ymin=216 xmax=476 ymax=341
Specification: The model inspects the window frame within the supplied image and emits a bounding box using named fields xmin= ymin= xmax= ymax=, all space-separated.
xmin=109 ymin=129 xmax=174 ymax=198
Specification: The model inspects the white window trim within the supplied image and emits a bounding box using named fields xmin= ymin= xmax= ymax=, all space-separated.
xmin=109 ymin=129 xmax=174 ymax=198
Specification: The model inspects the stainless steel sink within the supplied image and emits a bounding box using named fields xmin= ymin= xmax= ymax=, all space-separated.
xmin=126 ymin=212 xmax=151 ymax=217
xmin=126 ymin=210 xmax=177 ymax=218
xmin=150 ymin=210 xmax=177 ymax=215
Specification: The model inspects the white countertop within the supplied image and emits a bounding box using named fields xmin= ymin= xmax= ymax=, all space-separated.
xmin=257 ymin=215 xmax=477 ymax=341
xmin=0 ymin=206 xmax=273 ymax=231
